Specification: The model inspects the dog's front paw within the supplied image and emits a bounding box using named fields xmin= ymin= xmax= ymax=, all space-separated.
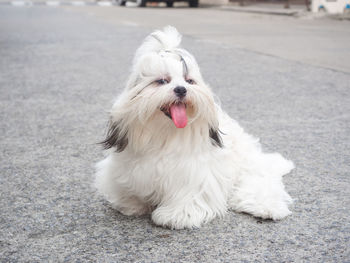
xmin=118 ymin=205 xmax=150 ymax=217
xmin=151 ymin=205 xmax=209 ymax=229
xmin=112 ymin=196 xmax=151 ymax=216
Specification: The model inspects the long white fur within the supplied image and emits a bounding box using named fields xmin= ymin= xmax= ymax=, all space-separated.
xmin=95 ymin=26 xmax=294 ymax=229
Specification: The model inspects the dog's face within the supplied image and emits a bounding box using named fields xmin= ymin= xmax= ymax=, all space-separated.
xmin=126 ymin=49 xmax=217 ymax=129
xmin=102 ymin=27 xmax=222 ymax=152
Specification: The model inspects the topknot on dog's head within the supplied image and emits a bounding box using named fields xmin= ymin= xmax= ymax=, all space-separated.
xmin=151 ymin=26 xmax=182 ymax=51
xmin=127 ymin=26 xmax=201 ymax=91
xmin=133 ymin=26 xmax=182 ymax=62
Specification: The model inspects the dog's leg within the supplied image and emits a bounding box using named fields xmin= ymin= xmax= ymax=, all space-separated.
xmin=228 ymin=152 xmax=294 ymax=220
xmin=151 ymin=182 xmax=227 ymax=229
xmin=151 ymin=201 xmax=212 ymax=229
xmin=95 ymin=156 xmax=150 ymax=216
xmin=112 ymin=195 xmax=151 ymax=216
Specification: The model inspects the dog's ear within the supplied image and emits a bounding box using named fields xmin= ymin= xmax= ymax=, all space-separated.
xmin=209 ymin=127 xmax=223 ymax=148
xmin=100 ymin=120 xmax=128 ymax=152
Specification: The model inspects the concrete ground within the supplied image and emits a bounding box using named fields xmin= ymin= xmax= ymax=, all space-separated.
xmin=63 ymin=4 xmax=350 ymax=73
xmin=0 ymin=5 xmax=349 ymax=262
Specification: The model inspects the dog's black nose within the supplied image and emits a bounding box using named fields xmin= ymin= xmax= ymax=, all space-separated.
xmin=174 ymin=86 xmax=187 ymax=98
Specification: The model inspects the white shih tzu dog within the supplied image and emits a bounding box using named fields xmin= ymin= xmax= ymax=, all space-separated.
xmin=95 ymin=26 xmax=294 ymax=229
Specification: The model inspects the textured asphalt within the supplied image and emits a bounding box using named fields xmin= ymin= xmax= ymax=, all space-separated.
xmin=1 ymin=6 xmax=349 ymax=262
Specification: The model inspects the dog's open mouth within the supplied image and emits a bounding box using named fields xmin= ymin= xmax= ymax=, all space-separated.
xmin=161 ymin=102 xmax=188 ymax=128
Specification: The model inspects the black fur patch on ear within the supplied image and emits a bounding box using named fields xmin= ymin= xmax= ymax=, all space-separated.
xmin=100 ymin=121 xmax=128 ymax=152
xmin=209 ymin=128 xmax=223 ymax=148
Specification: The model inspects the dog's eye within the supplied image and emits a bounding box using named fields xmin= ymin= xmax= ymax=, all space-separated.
xmin=186 ymin=78 xmax=196 ymax=85
xmin=155 ymin=78 xmax=169 ymax=85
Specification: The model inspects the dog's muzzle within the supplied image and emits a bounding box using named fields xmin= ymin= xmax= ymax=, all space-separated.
xmin=174 ymin=86 xmax=187 ymax=99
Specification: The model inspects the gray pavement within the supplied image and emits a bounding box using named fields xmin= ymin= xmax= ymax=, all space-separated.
xmin=64 ymin=5 xmax=350 ymax=73
xmin=0 ymin=5 xmax=349 ymax=262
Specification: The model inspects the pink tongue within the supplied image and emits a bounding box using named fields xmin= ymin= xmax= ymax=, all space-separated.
xmin=170 ymin=103 xmax=188 ymax=128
